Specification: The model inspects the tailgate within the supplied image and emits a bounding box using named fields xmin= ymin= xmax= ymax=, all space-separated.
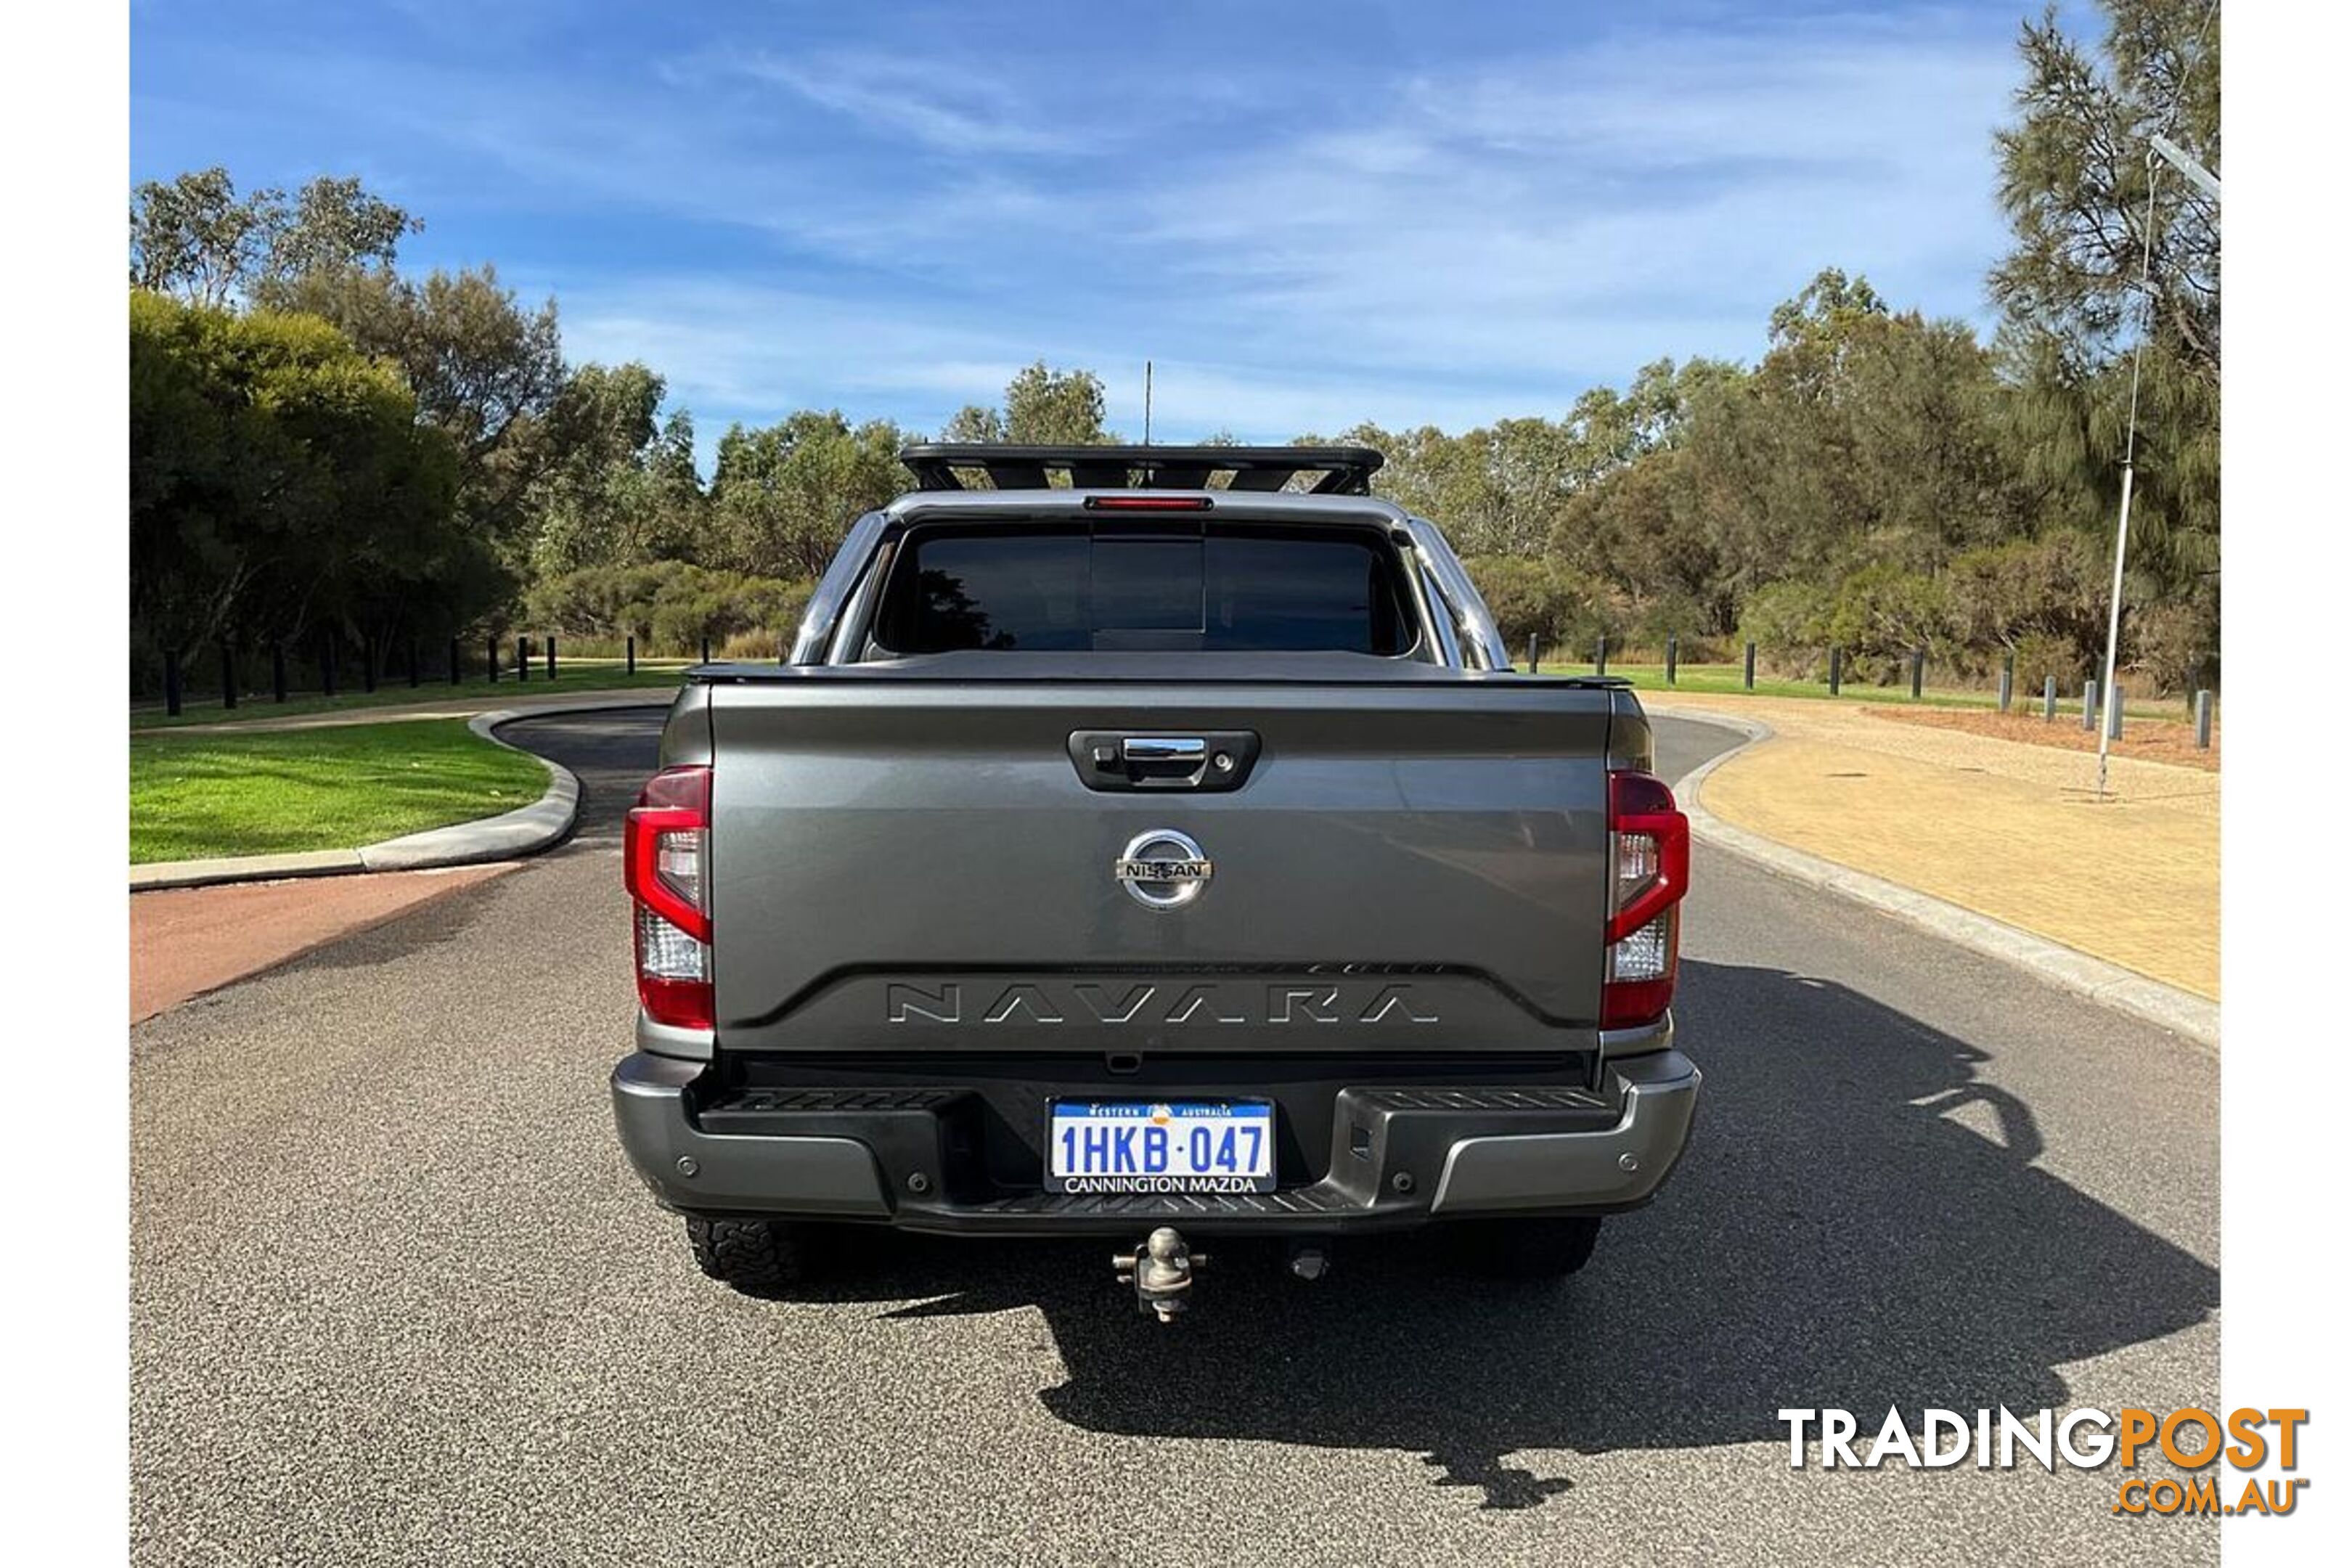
xmin=705 ymin=675 xmax=1617 ymax=1053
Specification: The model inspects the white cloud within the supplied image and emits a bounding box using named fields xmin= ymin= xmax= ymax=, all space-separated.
xmin=711 ymin=49 xmax=1084 ymax=156
xmin=441 ymin=10 xmax=2028 ymax=449
xmin=1124 ymin=17 xmax=2017 ymax=378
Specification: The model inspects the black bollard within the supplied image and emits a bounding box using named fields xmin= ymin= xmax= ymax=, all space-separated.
xmin=701 ymin=634 xmax=712 ymax=665
xmin=1909 ymin=648 xmax=1924 ymax=701
xmin=1998 ymin=651 xmax=2014 ymax=713
xmin=626 ymin=635 xmax=636 ymax=676
xmin=545 ymin=635 xmax=557 ymax=681
xmin=517 ymin=635 xmax=529 ymax=683
xmin=1593 ymin=635 xmax=1607 ymax=677
xmin=1744 ymin=642 xmax=1756 ymax=690
xmin=449 ymin=637 xmax=462 ymax=686
xmin=1829 ymin=648 xmax=1842 ymax=696
xmin=486 ymin=636 xmax=499 ymax=684
xmin=1666 ymin=634 xmax=1678 ymax=686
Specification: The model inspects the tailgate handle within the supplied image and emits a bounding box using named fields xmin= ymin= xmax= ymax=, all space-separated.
xmin=1122 ymin=737 xmax=1205 ymax=762
xmin=1069 ymin=730 xmax=1262 ymax=792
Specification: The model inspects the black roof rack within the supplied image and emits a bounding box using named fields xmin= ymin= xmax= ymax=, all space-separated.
xmin=898 ymin=444 xmax=1385 ymax=496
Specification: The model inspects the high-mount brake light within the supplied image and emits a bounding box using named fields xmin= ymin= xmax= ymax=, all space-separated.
xmin=625 ymin=764 xmax=713 ymax=1029
xmin=1081 ymin=494 xmax=1214 ymax=511
xmin=1602 ymin=769 xmax=1690 ymax=1030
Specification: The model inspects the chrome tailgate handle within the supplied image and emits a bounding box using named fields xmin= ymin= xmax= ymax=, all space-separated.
xmin=1121 ymin=737 xmax=1205 ymax=762
xmin=1068 ymin=731 xmax=1262 ymax=792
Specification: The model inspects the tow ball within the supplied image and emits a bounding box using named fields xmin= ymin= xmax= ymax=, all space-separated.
xmin=1114 ymin=1227 xmax=1204 ymax=1322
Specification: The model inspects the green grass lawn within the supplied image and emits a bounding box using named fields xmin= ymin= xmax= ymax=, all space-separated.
xmin=130 ymin=659 xmax=690 ymax=730
xmin=1545 ymin=660 xmax=2194 ymax=721
xmin=129 ymin=718 xmax=555 ymax=864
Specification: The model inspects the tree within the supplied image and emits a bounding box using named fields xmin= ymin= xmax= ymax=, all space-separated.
xmin=1556 ymin=449 xmax=1727 ymax=634
xmin=129 ymin=168 xmax=274 ymax=309
xmin=711 ymin=412 xmax=910 ymax=579
xmin=646 ymin=409 xmax=710 ymax=555
xmin=261 ymin=263 xmax=567 ymax=554
xmin=933 ymin=364 xmax=1111 ymax=448
xmin=526 ymin=362 xmax=687 ymax=576
xmin=938 ymin=404 xmax=1005 ymax=443
xmin=1990 ymin=0 xmax=2220 ymax=677
xmin=1547 ymin=357 xmax=1741 ymax=605
xmin=1002 ymin=362 xmax=1111 ymax=444
xmin=266 ymin=175 xmax=422 ymax=282
xmin=1992 ymin=0 xmax=2218 ymax=379
xmin=129 ymin=290 xmax=482 ymax=682
xmin=129 ymin=168 xmax=419 ymax=306
xmin=1667 ymin=271 xmax=2023 ymax=597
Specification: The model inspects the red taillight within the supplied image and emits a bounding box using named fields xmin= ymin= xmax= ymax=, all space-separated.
xmin=1081 ymin=494 xmax=1214 ymax=510
xmin=1602 ymin=769 xmax=1690 ymax=1029
xmin=625 ymin=764 xmax=712 ymax=1029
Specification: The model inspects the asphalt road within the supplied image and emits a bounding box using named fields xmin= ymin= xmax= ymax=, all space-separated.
xmin=129 ymin=711 xmax=2219 ymax=1567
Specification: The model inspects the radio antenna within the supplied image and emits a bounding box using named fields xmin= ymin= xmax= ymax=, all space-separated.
xmin=1143 ymin=360 xmax=1153 ymax=446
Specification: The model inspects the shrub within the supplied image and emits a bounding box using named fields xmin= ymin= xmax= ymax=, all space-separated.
xmin=1943 ymin=534 xmax=2105 ymax=680
xmin=1737 ymin=581 xmax=1831 ymax=677
xmin=1623 ymin=593 xmax=1723 ymax=662
xmin=1462 ymin=555 xmax=1620 ymax=662
xmin=718 ymin=629 xmax=783 ymax=661
xmin=2009 ymin=629 xmax=2089 ymax=695
xmin=2128 ymin=600 xmax=2213 ymax=698
xmin=1819 ymin=563 xmax=1954 ymax=685
xmin=526 ymin=562 xmax=812 ymax=658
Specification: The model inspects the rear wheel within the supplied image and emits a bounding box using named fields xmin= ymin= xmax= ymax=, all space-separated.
xmin=1439 ymin=1216 xmax=1603 ymax=1280
xmin=685 ymin=1217 xmax=818 ymax=1297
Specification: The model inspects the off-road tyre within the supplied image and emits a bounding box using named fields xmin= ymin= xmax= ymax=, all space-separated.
xmin=685 ymin=1217 xmax=813 ymax=1297
xmin=1439 ymin=1216 xmax=1604 ymax=1281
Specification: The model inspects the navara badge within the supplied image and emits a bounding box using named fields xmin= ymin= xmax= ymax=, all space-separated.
xmin=1114 ymin=829 xmax=1213 ymax=910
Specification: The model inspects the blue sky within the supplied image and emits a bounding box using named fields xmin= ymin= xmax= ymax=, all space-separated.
xmin=131 ymin=0 xmax=2056 ymax=463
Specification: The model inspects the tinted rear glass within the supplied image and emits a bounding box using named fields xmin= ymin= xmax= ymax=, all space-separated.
xmin=873 ymin=526 xmax=1416 ymax=656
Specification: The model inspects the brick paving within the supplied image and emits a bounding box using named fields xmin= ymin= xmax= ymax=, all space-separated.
xmin=130 ymin=864 xmax=515 ymax=1024
xmin=1645 ymin=691 xmax=2219 ymax=999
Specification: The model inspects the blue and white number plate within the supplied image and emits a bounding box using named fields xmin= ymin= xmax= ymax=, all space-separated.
xmin=1047 ymin=1099 xmax=1276 ymax=1195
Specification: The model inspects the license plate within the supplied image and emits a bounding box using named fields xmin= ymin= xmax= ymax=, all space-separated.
xmin=1046 ymin=1099 xmax=1276 ymax=1194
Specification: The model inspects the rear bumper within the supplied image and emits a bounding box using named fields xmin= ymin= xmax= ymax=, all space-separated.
xmin=610 ymin=1048 xmax=1699 ymax=1236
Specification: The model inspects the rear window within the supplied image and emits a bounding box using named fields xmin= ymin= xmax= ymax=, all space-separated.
xmin=870 ymin=526 xmax=1419 ymax=656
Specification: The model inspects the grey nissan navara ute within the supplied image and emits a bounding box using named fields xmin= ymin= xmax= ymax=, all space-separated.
xmin=610 ymin=444 xmax=1699 ymax=1318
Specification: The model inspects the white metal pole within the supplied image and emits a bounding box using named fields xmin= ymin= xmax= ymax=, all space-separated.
xmin=2150 ymin=134 xmax=2221 ymax=202
xmin=2097 ymin=150 xmax=2165 ymax=800
xmin=2096 ymin=462 xmax=2133 ymax=793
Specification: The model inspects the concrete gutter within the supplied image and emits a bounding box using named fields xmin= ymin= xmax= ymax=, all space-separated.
xmin=130 ymin=696 xmax=669 ymax=891
xmin=128 ymin=849 xmax=366 ymax=891
xmin=1664 ymin=706 xmax=2221 ymax=1050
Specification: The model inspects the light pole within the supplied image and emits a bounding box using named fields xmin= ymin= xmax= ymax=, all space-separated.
xmin=2096 ymin=133 xmax=2218 ymax=799
xmin=2151 ymin=134 xmax=2221 ymax=201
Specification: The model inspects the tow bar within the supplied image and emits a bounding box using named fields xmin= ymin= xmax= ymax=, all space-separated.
xmin=1114 ymin=1227 xmax=1203 ymax=1322
xmin=1114 ymin=1229 xmax=1336 ymax=1319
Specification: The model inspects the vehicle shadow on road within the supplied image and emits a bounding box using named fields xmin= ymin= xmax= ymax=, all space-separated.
xmin=782 ymin=959 xmax=2220 ymax=1510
